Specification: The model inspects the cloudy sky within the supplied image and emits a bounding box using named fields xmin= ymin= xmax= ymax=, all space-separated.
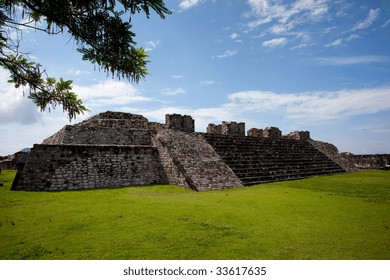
xmin=1 ymin=0 xmax=390 ymax=155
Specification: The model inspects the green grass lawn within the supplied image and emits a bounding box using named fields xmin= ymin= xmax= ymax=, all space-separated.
xmin=0 ymin=170 xmax=389 ymax=260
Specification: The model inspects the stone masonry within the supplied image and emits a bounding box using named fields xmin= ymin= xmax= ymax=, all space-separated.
xmin=154 ymin=130 xmax=243 ymax=191
xmin=13 ymin=144 xmax=163 ymax=191
xmin=263 ymin=127 xmax=282 ymax=139
xmin=221 ymin=121 xmax=245 ymax=136
xmin=346 ymin=154 xmax=390 ymax=170
xmin=165 ymin=114 xmax=194 ymax=133
xmin=285 ymin=131 xmax=311 ymax=141
xmin=207 ymin=121 xmax=245 ymax=136
xmin=247 ymin=128 xmax=264 ymax=138
xmin=207 ymin=124 xmax=222 ymax=134
xmin=12 ymin=111 xmax=364 ymax=192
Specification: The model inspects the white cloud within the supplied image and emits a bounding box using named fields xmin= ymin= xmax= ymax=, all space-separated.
xmin=66 ymin=69 xmax=91 ymax=76
xmin=351 ymin=8 xmax=380 ymax=31
xmin=132 ymin=86 xmax=390 ymax=132
xmin=74 ymin=80 xmax=139 ymax=100
xmin=73 ymin=80 xmax=156 ymax=108
xmin=144 ymin=40 xmax=160 ymax=52
xmin=227 ymin=87 xmax=390 ymax=122
xmin=0 ymin=69 xmax=42 ymax=125
xmin=0 ymin=92 xmax=41 ymax=125
xmin=317 ymin=56 xmax=388 ymax=65
xmin=178 ymin=0 xmax=204 ymax=11
xmin=230 ymin=32 xmax=242 ymax=43
xmin=0 ymin=114 xmax=70 ymax=155
xmin=213 ymin=50 xmax=237 ymax=58
xmin=86 ymin=96 xmax=155 ymax=107
xmin=171 ymin=74 xmax=184 ymax=79
xmin=247 ymin=0 xmax=329 ymax=32
xmin=262 ymin=37 xmax=287 ymax=47
xmin=269 ymin=24 xmax=289 ymax=34
xmin=324 ymin=34 xmax=359 ymax=48
xmin=324 ymin=38 xmax=343 ymax=47
xmin=324 ymin=26 xmax=337 ymax=34
xmin=346 ymin=34 xmax=360 ymax=42
xmin=245 ymin=1 xmax=382 ymax=50
xmin=352 ymin=123 xmax=390 ymax=134
xmin=247 ymin=17 xmax=273 ymax=28
xmin=200 ymin=80 xmax=216 ymax=86
xmin=230 ymin=33 xmax=239 ymax=40
xmin=290 ymin=43 xmax=309 ymax=50
xmin=382 ymin=19 xmax=390 ymax=28
xmin=162 ymin=87 xmax=187 ymax=96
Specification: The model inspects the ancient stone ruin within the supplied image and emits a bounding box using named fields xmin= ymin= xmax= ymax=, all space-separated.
xmin=12 ymin=111 xmax=385 ymax=192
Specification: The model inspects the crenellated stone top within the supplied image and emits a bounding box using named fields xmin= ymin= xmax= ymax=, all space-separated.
xmin=206 ymin=121 xmax=245 ymax=136
xmin=43 ymin=111 xmax=313 ymax=146
xmin=42 ymin=111 xmax=195 ymax=145
xmin=165 ymin=114 xmax=195 ymax=133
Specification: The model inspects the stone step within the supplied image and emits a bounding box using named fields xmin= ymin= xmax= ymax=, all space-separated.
xmin=220 ymin=155 xmax=331 ymax=161
xmin=233 ymin=167 xmax=344 ymax=178
xmin=201 ymin=133 xmax=345 ymax=185
xmin=220 ymin=158 xmax=337 ymax=166
xmin=231 ymin=164 xmax=344 ymax=172
xmin=239 ymin=169 xmax=344 ymax=186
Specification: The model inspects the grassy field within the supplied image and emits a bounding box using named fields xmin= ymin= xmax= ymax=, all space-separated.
xmin=0 ymin=170 xmax=389 ymax=260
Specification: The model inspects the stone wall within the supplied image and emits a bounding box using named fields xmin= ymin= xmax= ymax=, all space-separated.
xmin=43 ymin=126 xmax=154 ymax=145
xmin=207 ymin=124 xmax=222 ymax=134
xmin=75 ymin=111 xmax=152 ymax=129
xmin=308 ymin=140 xmax=357 ymax=172
xmin=247 ymin=128 xmax=264 ymax=138
xmin=13 ymin=110 xmax=389 ymax=193
xmin=94 ymin=111 xmax=147 ymax=120
xmin=154 ymin=130 xmax=243 ymax=191
xmin=285 ymin=131 xmax=311 ymax=140
xmin=247 ymin=127 xmax=282 ymax=139
xmin=308 ymin=141 xmax=390 ymax=171
xmin=165 ymin=114 xmax=195 ymax=133
xmin=79 ymin=118 xmax=152 ymax=129
xmin=0 ymin=159 xmax=13 ymax=170
xmin=263 ymin=127 xmax=282 ymax=139
xmin=346 ymin=154 xmax=390 ymax=170
xmin=222 ymin=122 xmax=245 ymax=136
xmin=0 ymin=152 xmax=28 ymax=170
xmin=207 ymin=121 xmax=245 ymax=136
xmin=12 ymin=144 xmax=164 ymax=191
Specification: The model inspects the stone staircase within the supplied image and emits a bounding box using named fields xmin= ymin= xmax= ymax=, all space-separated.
xmin=202 ymin=133 xmax=346 ymax=185
xmin=154 ymin=130 xmax=243 ymax=191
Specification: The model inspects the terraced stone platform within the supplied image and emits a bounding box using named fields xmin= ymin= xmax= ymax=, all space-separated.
xmin=202 ymin=133 xmax=346 ymax=185
xmin=12 ymin=111 xmax=349 ymax=192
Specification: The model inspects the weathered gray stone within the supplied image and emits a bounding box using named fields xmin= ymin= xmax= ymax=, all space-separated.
xmin=14 ymin=110 xmax=382 ymax=192
xmin=263 ymin=127 xmax=282 ymax=139
xmin=247 ymin=128 xmax=264 ymax=138
xmin=165 ymin=114 xmax=195 ymax=133
xmin=207 ymin=124 xmax=222 ymax=134
xmin=154 ymin=130 xmax=243 ymax=191
xmin=222 ymin=121 xmax=245 ymax=136
xmin=285 ymin=131 xmax=311 ymax=140
xmin=12 ymin=144 xmax=165 ymax=191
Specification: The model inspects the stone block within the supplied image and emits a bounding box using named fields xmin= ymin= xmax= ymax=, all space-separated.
xmin=247 ymin=128 xmax=264 ymax=138
xmin=285 ymin=130 xmax=311 ymax=140
xmin=207 ymin=124 xmax=222 ymax=134
xmin=165 ymin=114 xmax=195 ymax=132
xmin=263 ymin=127 xmax=282 ymax=139
xmin=221 ymin=121 xmax=245 ymax=136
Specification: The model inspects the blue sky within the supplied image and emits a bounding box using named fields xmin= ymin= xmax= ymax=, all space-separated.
xmin=1 ymin=0 xmax=390 ymax=155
